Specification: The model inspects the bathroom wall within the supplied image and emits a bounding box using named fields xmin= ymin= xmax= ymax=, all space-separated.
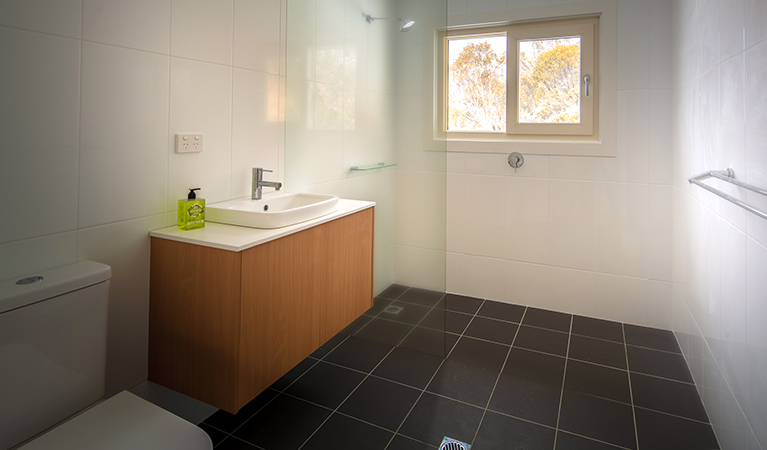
xmin=671 ymin=0 xmax=767 ymax=448
xmin=284 ymin=0 xmax=400 ymax=294
xmin=445 ymin=0 xmax=675 ymax=328
xmin=0 ymin=0 xmax=285 ymax=395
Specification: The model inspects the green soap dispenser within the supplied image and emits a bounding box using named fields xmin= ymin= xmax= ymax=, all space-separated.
xmin=178 ymin=188 xmax=205 ymax=230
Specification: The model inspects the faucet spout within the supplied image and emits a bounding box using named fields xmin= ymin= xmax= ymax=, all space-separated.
xmin=252 ymin=167 xmax=282 ymax=200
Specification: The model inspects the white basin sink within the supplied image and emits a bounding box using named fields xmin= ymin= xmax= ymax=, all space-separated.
xmin=206 ymin=193 xmax=340 ymax=229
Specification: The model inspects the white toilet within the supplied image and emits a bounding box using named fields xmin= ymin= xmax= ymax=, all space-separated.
xmin=0 ymin=261 xmax=212 ymax=450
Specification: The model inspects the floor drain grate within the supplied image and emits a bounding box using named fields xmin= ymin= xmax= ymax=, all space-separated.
xmin=439 ymin=437 xmax=470 ymax=450
xmin=382 ymin=305 xmax=404 ymax=315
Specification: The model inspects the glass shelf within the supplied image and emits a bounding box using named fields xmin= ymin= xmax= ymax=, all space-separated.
xmin=349 ymin=163 xmax=397 ymax=171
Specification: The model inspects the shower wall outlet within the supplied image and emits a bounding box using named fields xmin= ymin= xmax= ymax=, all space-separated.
xmin=175 ymin=133 xmax=203 ymax=153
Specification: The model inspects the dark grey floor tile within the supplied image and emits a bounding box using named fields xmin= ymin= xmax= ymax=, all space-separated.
xmin=199 ymin=423 xmax=227 ymax=447
xmin=340 ymin=314 xmax=373 ymax=336
xmin=476 ymin=300 xmax=525 ymax=323
xmin=398 ymin=287 xmax=445 ymax=307
xmin=338 ymin=377 xmax=420 ymax=431
xmin=624 ymin=324 xmax=681 ymax=353
xmin=630 ymin=372 xmax=709 ymax=422
xmin=379 ymin=301 xmax=432 ymax=325
xmin=558 ymin=391 xmax=637 ymax=450
xmin=448 ymin=336 xmax=509 ymax=372
xmin=514 ymin=325 xmax=569 ymax=356
xmin=473 ymin=410 xmax=556 ymax=450
xmin=488 ymin=348 xmax=565 ymax=427
xmin=324 ymin=335 xmax=393 ymax=373
xmin=420 ymin=308 xmax=473 ymax=334
xmin=635 ymin=408 xmax=719 ymax=450
xmin=302 ymin=413 xmax=392 ymax=450
xmin=310 ymin=333 xmax=347 ymax=359
xmin=400 ymin=326 xmax=458 ymax=357
xmin=555 ymin=431 xmax=627 ymax=449
xmin=379 ymin=284 xmax=408 ymax=300
xmin=425 ymin=359 xmax=499 ymax=407
xmin=523 ymin=307 xmax=572 ymax=332
xmin=367 ymin=297 xmax=395 ymax=316
xmin=372 ymin=346 xmax=444 ymax=389
xmin=569 ymin=334 xmax=627 ymax=370
xmin=436 ymin=293 xmax=484 ymax=314
xmin=215 ymin=436 xmax=261 ymax=449
xmin=572 ymin=315 xmax=624 ymax=343
xmin=464 ymin=316 xmax=519 ymax=345
xmin=204 ymin=388 xmax=279 ymax=433
xmin=355 ymin=317 xmax=414 ymax=346
xmin=398 ymin=393 xmax=483 ymax=447
xmin=270 ymin=358 xmax=319 ymax=391
xmin=564 ymin=360 xmax=631 ymax=404
xmin=627 ymin=345 xmax=693 ymax=383
xmin=284 ymin=361 xmax=366 ymax=409
xmin=233 ymin=394 xmax=331 ymax=450
xmin=388 ymin=435 xmax=437 ymax=450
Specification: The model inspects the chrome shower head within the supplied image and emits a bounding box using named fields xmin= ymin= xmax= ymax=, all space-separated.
xmin=365 ymin=15 xmax=416 ymax=32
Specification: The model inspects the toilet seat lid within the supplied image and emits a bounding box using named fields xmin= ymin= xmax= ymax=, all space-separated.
xmin=18 ymin=391 xmax=212 ymax=450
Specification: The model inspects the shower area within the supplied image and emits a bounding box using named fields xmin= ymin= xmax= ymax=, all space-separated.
xmin=284 ymin=0 xmax=447 ymax=296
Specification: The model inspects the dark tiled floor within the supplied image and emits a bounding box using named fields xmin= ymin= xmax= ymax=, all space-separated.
xmin=201 ymin=285 xmax=720 ymax=450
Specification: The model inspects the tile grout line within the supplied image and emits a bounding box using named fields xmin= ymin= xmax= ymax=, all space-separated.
xmin=468 ymin=305 xmax=528 ymax=447
xmin=295 ymin=339 xmax=400 ymax=450
xmin=623 ymin=324 xmax=641 ymax=450
xmin=552 ymin=314 xmax=574 ymax=449
xmin=382 ymin=295 xmax=481 ymax=450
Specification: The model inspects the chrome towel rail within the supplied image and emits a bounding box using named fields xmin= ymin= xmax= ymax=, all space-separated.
xmin=688 ymin=169 xmax=767 ymax=221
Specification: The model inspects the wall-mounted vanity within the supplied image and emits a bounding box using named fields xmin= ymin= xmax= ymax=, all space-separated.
xmin=148 ymin=199 xmax=374 ymax=413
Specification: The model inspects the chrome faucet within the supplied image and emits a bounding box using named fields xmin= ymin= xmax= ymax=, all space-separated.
xmin=252 ymin=167 xmax=282 ymax=200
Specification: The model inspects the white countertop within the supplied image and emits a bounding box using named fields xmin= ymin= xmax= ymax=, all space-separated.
xmin=150 ymin=199 xmax=375 ymax=252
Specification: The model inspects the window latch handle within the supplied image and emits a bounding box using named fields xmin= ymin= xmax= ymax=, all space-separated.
xmin=584 ymin=74 xmax=591 ymax=97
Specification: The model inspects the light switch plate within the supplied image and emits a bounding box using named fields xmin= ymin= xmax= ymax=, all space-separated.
xmin=175 ymin=133 xmax=203 ymax=153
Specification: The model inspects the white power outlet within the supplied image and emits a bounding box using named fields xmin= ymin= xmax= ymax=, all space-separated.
xmin=175 ymin=133 xmax=203 ymax=153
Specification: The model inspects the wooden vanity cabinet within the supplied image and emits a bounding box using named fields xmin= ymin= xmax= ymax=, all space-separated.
xmin=149 ymin=208 xmax=373 ymax=413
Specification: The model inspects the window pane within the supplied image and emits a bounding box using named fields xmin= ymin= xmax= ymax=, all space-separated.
xmin=518 ymin=37 xmax=581 ymax=124
xmin=447 ymin=34 xmax=506 ymax=132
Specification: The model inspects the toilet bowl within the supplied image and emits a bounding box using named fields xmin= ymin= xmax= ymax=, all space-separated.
xmin=0 ymin=261 xmax=212 ymax=450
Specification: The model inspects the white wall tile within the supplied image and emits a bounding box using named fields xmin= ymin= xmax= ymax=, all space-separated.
xmin=648 ymin=280 xmax=673 ymax=329
xmin=548 ymin=266 xmax=596 ymax=316
xmin=0 ymin=28 xmax=80 ymax=243
xmin=745 ymin=0 xmax=767 ymax=49
xmin=83 ymin=0 xmax=171 ymax=53
xmin=718 ymin=0 xmax=745 ymax=62
xmin=595 ymin=274 xmax=649 ymax=326
xmin=79 ymin=43 xmax=169 ymax=228
xmin=456 ymin=254 xmax=509 ymax=302
xmin=234 ymin=0 xmax=281 ymax=73
xmin=647 ymin=185 xmax=673 ymax=281
xmin=595 ymin=182 xmax=649 ymax=278
xmin=505 ymin=177 xmax=549 ymax=265
xmin=171 ymin=0 xmax=233 ymax=65
xmin=77 ymin=214 xmax=167 ymax=395
xmin=0 ymin=233 xmax=77 ymax=281
xmin=168 ymin=58 xmax=232 ymax=209
xmin=505 ymin=260 xmax=549 ymax=306
xmin=463 ymin=174 xmax=506 ymax=259
xmin=232 ymin=69 xmax=282 ymax=198
xmin=617 ymin=0 xmax=650 ymax=90
xmin=0 ymin=0 xmax=81 ymax=38
xmin=649 ymin=0 xmax=673 ymax=89
xmin=394 ymin=245 xmax=446 ymax=292
xmin=548 ymin=180 xmax=598 ymax=271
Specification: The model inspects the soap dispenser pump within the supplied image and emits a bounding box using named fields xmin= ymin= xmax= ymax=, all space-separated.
xmin=178 ymin=188 xmax=205 ymax=230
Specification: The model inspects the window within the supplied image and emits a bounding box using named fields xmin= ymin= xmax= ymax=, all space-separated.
xmin=444 ymin=17 xmax=599 ymax=142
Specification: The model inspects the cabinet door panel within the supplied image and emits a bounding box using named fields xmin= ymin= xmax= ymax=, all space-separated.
xmin=239 ymin=226 xmax=323 ymax=404
xmin=320 ymin=208 xmax=374 ymax=343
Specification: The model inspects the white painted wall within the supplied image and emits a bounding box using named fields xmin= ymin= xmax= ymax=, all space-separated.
xmin=671 ymin=0 xmax=767 ymax=448
xmin=445 ymin=0 xmax=675 ymax=328
xmin=0 ymin=0 xmax=285 ymax=395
